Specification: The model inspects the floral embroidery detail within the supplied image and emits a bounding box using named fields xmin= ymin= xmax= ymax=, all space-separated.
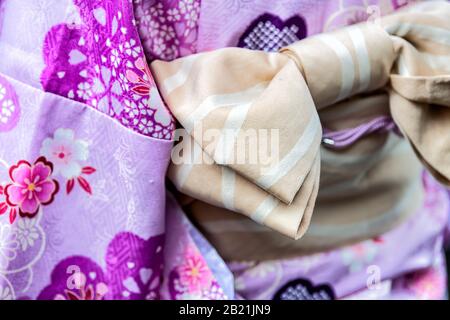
xmin=0 ymin=185 xmax=17 ymax=224
xmin=4 ymin=157 xmax=59 ymax=219
xmin=0 ymin=207 xmax=46 ymax=280
xmin=0 ymin=75 xmax=20 ymax=132
xmin=168 ymin=247 xmax=226 ymax=300
xmin=15 ymin=218 xmax=40 ymax=251
xmin=178 ymin=249 xmax=212 ymax=292
xmin=123 ymin=57 xmax=173 ymax=137
xmin=38 ymin=232 xmax=164 ymax=300
xmin=134 ymin=0 xmax=200 ymax=61
xmin=40 ymin=129 xmax=89 ymax=179
xmin=126 ymin=57 xmax=154 ymax=96
xmin=40 ymin=128 xmax=95 ymax=195
xmin=41 ymin=0 xmax=174 ymax=139
xmin=0 ymin=224 xmax=19 ymax=266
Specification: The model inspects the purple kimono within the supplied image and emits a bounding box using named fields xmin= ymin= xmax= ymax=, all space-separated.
xmin=0 ymin=0 xmax=448 ymax=300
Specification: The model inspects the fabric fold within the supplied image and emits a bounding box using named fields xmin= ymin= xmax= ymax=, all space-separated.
xmin=151 ymin=0 xmax=450 ymax=239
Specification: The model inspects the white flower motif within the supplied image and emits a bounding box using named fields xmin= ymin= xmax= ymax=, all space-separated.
xmin=40 ymin=128 xmax=89 ymax=179
xmin=179 ymin=0 xmax=195 ymax=14
xmin=124 ymin=100 xmax=140 ymax=121
xmin=184 ymin=8 xmax=199 ymax=28
xmin=150 ymin=3 xmax=164 ymax=17
xmin=110 ymin=49 xmax=121 ymax=68
xmin=139 ymin=10 xmax=152 ymax=25
xmin=167 ymin=8 xmax=181 ymax=22
xmin=0 ymin=224 xmax=19 ymax=266
xmin=138 ymin=118 xmax=154 ymax=135
xmin=124 ymin=39 xmax=141 ymax=58
xmin=15 ymin=218 xmax=40 ymax=251
xmin=124 ymin=98 xmax=152 ymax=126
xmin=1 ymin=99 xmax=15 ymax=124
xmin=152 ymin=38 xmax=167 ymax=56
xmin=91 ymin=66 xmax=123 ymax=114
xmin=118 ymin=72 xmax=130 ymax=92
xmin=148 ymin=20 xmax=160 ymax=36
xmin=76 ymin=82 xmax=92 ymax=100
xmin=0 ymin=285 xmax=13 ymax=300
xmin=159 ymin=25 xmax=176 ymax=41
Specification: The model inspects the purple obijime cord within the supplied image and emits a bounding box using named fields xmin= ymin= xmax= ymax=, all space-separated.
xmin=322 ymin=115 xmax=400 ymax=149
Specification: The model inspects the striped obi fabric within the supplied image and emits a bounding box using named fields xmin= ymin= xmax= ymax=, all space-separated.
xmin=151 ymin=1 xmax=450 ymax=241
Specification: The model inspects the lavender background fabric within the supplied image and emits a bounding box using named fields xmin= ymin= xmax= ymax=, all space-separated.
xmin=0 ymin=0 xmax=232 ymax=300
xmin=0 ymin=73 xmax=167 ymax=298
xmin=196 ymin=0 xmax=415 ymax=52
xmin=0 ymin=71 xmax=232 ymax=299
xmin=1 ymin=0 xmax=449 ymax=300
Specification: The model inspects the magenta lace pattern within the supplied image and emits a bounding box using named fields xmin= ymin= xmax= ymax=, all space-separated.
xmin=40 ymin=0 xmax=175 ymax=140
xmin=133 ymin=0 xmax=201 ymax=61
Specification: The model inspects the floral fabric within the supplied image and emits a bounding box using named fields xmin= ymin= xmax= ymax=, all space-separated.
xmin=134 ymin=0 xmax=201 ymax=61
xmin=40 ymin=0 xmax=175 ymax=139
xmin=230 ymin=173 xmax=449 ymax=300
xmin=0 ymin=0 xmax=231 ymax=300
xmin=0 ymin=0 xmax=448 ymax=301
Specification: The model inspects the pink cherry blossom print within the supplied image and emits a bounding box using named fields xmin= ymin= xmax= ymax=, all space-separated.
xmin=40 ymin=128 xmax=95 ymax=195
xmin=0 ymin=185 xmax=18 ymax=224
xmin=178 ymin=250 xmax=213 ymax=293
xmin=0 ymin=75 xmax=20 ymax=132
xmin=168 ymin=246 xmax=226 ymax=300
xmin=40 ymin=128 xmax=89 ymax=179
xmin=4 ymin=157 xmax=59 ymax=218
xmin=126 ymin=57 xmax=154 ymax=96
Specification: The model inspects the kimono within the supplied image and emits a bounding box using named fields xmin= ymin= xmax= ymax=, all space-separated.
xmin=0 ymin=0 xmax=448 ymax=300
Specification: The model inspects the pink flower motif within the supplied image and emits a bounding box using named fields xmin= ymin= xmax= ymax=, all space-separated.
xmin=126 ymin=57 xmax=154 ymax=96
xmin=406 ymin=267 xmax=446 ymax=300
xmin=126 ymin=57 xmax=172 ymax=127
xmin=178 ymin=250 xmax=212 ymax=292
xmin=54 ymin=272 xmax=108 ymax=301
xmin=0 ymin=185 xmax=18 ymax=223
xmin=56 ymin=283 xmax=107 ymax=300
xmin=4 ymin=157 xmax=59 ymax=218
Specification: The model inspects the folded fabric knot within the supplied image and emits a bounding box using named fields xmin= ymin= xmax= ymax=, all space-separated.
xmin=151 ymin=1 xmax=450 ymax=239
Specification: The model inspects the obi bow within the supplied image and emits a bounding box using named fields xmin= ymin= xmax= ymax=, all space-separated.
xmin=151 ymin=1 xmax=450 ymax=239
